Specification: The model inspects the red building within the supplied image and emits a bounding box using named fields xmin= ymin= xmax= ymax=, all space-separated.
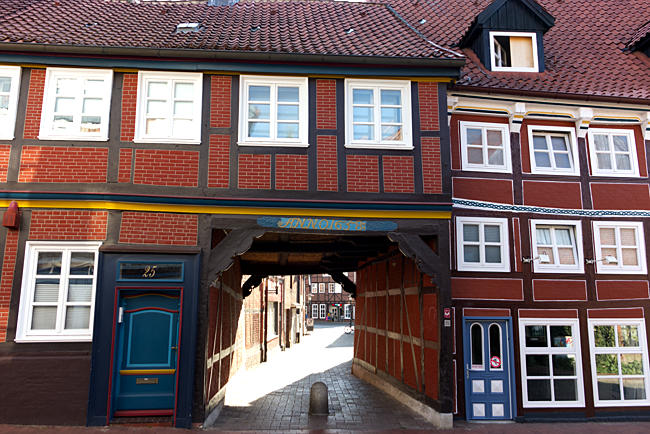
xmin=307 ymin=273 xmax=355 ymax=321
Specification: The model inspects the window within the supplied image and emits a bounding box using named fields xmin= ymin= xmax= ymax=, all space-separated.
xmin=528 ymin=126 xmax=579 ymax=175
xmin=135 ymin=71 xmax=202 ymax=144
xmin=328 ymin=283 xmax=335 ymax=293
xmin=456 ymin=217 xmax=510 ymax=272
xmin=39 ymin=68 xmax=112 ymax=141
xmin=0 ymin=66 xmax=21 ymax=140
xmin=267 ymin=301 xmax=278 ymax=337
xmin=460 ymin=121 xmax=511 ymax=173
xmin=319 ymin=283 xmax=325 ymax=293
xmin=311 ymin=283 xmax=318 ymax=294
xmin=311 ymin=303 xmax=319 ymax=318
xmin=588 ymin=319 xmax=650 ymax=406
xmin=319 ymin=303 xmax=326 ymax=319
xmin=470 ymin=323 xmax=484 ymax=369
xmin=519 ymin=318 xmax=584 ymax=407
xmin=238 ymin=75 xmax=308 ymax=146
xmin=592 ymin=222 xmax=646 ymax=274
xmin=345 ymin=79 xmax=412 ymax=149
xmin=489 ymin=32 xmax=539 ymax=72
xmin=530 ymin=220 xmax=583 ymax=273
xmin=344 ymin=304 xmax=351 ymax=319
xmin=15 ymin=242 xmax=101 ymax=342
xmin=588 ymin=129 xmax=638 ymax=177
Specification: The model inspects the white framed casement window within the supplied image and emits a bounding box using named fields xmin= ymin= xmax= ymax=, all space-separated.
xmin=311 ymin=283 xmax=318 ymax=293
xmin=39 ymin=68 xmax=112 ymax=141
xmin=319 ymin=283 xmax=325 ymax=293
xmin=489 ymin=31 xmax=539 ymax=72
xmin=528 ymin=126 xmax=579 ymax=175
xmin=587 ymin=129 xmax=639 ymax=177
xmin=345 ymin=79 xmax=412 ymax=150
xmin=592 ymin=221 xmax=646 ymax=274
xmin=134 ymin=71 xmax=202 ymax=144
xmin=519 ymin=318 xmax=585 ymax=407
xmin=588 ymin=319 xmax=650 ymax=406
xmin=460 ymin=121 xmax=511 ymax=173
xmin=344 ymin=304 xmax=351 ymax=319
xmin=456 ymin=216 xmax=510 ymax=272
xmin=319 ymin=303 xmax=326 ymax=319
xmin=311 ymin=303 xmax=319 ymax=318
xmin=328 ymin=283 xmax=335 ymax=293
xmin=15 ymin=241 xmax=101 ymax=343
xmin=0 ymin=65 xmax=21 ymax=140
xmin=238 ymin=75 xmax=308 ymax=147
xmin=530 ymin=220 xmax=584 ymax=273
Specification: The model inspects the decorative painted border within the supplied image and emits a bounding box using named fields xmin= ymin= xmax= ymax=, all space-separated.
xmin=453 ymin=198 xmax=650 ymax=217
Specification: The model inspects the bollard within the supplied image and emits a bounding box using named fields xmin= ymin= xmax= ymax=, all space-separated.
xmin=309 ymin=382 xmax=329 ymax=415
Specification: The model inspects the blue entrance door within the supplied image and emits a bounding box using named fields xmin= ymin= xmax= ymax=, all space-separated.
xmin=463 ymin=319 xmax=514 ymax=420
xmin=113 ymin=292 xmax=180 ymax=416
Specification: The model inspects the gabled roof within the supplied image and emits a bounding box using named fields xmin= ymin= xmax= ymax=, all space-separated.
xmin=627 ymin=20 xmax=650 ymax=51
xmin=0 ymin=0 xmax=463 ymax=63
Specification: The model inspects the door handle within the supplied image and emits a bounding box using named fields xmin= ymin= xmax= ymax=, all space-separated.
xmin=466 ymin=363 xmax=470 ymax=379
xmin=171 ymin=346 xmax=178 ymax=350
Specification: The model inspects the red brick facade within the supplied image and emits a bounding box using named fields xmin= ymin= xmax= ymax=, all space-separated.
xmin=118 ymin=148 xmax=133 ymax=183
xmin=23 ymin=69 xmax=46 ymax=140
xmin=238 ymin=154 xmax=271 ymax=189
xmin=208 ymin=134 xmax=230 ymax=188
xmin=275 ymin=154 xmax=308 ymax=191
xmin=317 ymin=135 xmax=338 ymax=191
xmin=382 ymin=156 xmax=415 ymax=193
xmin=0 ymin=145 xmax=11 ymax=183
xmin=210 ymin=75 xmax=231 ymax=128
xmin=133 ymin=149 xmax=199 ymax=187
xmin=119 ymin=212 xmax=198 ymax=245
xmin=19 ymin=146 xmax=108 ymax=183
xmin=29 ymin=210 xmax=108 ymax=240
xmin=0 ymin=230 xmax=19 ymax=342
xmin=316 ymin=79 xmax=337 ymax=130
xmin=421 ymin=137 xmax=442 ymax=194
xmin=120 ymin=73 xmax=138 ymax=142
xmin=418 ymin=82 xmax=439 ymax=131
xmin=347 ymin=155 xmax=379 ymax=193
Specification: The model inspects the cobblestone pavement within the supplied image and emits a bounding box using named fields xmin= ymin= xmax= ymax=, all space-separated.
xmin=208 ymin=322 xmax=437 ymax=431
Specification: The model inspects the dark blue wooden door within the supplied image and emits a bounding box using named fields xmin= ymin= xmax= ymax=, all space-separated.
xmin=463 ymin=319 xmax=513 ymax=420
xmin=114 ymin=292 xmax=180 ymax=415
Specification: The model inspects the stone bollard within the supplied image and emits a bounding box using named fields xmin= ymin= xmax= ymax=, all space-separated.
xmin=309 ymin=382 xmax=329 ymax=415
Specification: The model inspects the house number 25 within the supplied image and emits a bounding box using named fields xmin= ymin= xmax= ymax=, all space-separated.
xmin=142 ymin=265 xmax=157 ymax=278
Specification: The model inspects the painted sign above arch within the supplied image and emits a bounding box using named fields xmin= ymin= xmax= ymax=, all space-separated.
xmin=257 ymin=216 xmax=397 ymax=232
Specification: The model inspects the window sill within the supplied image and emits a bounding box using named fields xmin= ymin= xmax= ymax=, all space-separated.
xmin=0 ymin=134 xmax=15 ymax=141
xmin=38 ymin=135 xmax=109 ymax=142
xmin=457 ymin=265 xmax=510 ymax=273
xmin=529 ymin=170 xmax=580 ymax=177
xmin=533 ymin=268 xmax=585 ymax=274
xmin=134 ymin=137 xmax=201 ymax=145
xmin=460 ymin=165 xmax=512 ymax=174
xmin=594 ymin=400 xmax=650 ymax=407
xmin=595 ymin=268 xmax=648 ymax=275
xmin=491 ymin=67 xmax=539 ymax=73
xmin=345 ymin=143 xmax=413 ymax=151
xmin=522 ymin=402 xmax=585 ymax=409
xmin=590 ymin=172 xmax=641 ymax=178
xmin=238 ymin=141 xmax=308 ymax=148
xmin=15 ymin=336 xmax=92 ymax=343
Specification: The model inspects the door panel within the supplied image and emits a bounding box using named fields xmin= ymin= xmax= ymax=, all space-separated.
xmin=464 ymin=319 xmax=513 ymax=420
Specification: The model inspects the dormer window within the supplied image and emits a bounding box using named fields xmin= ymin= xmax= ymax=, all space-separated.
xmin=489 ymin=32 xmax=539 ymax=72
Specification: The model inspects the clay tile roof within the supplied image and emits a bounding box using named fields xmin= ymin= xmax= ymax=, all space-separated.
xmin=627 ymin=20 xmax=650 ymax=50
xmin=388 ymin=0 xmax=650 ymax=102
xmin=0 ymin=0 xmax=463 ymax=61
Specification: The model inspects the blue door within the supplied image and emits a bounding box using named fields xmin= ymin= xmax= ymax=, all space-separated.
xmin=113 ymin=292 xmax=180 ymax=417
xmin=463 ymin=319 xmax=514 ymax=420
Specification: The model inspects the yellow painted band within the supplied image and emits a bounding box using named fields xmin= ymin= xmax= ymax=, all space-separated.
xmin=526 ymin=111 xmax=575 ymax=118
xmin=120 ymin=369 xmax=176 ymax=375
xmin=454 ymin=106 xmax=510 ymax=114
xmin=0 ymin=200 xmax=451 ymax=219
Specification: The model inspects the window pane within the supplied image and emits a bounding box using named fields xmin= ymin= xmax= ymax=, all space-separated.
xmin=70 ymin=252 xmax=94 ymax=275
xmin=174 ymin=101 xmax=193 ymax=117
xmin=277 ymin=123 xmax=299 ymax=139
xmin=64 ymin=306 xmax=90 ymax=329
xmin=463 ymin=224 xmax=479 ymax=242
xmin=599 ymin=228 xmax=616 ymax=245
xmin=551 ymin=326 xmax=573 ymax=348
xmin=538 ymin=246 xmax=554 ymax=263
xmin=594 ymin=325 xmax=616 ymax=347
xmin=525 ymin=325 xmax=547 ymax=347
xmin=557 ymin=247 xmax=576 ymax=265
xmin=249 ymin=85 xmax=270 ymax=101
xmin=353 ymin=107 xmax=373 ymax=123
xmin=597 ymin=378 xmax=621 ymax=400
xmin=596 ymin=354 xmax=619 ymax=375
xmin=527 ymin=380 xmax=551 ymax=401
xmin=552 ymin=354 xmax=576 ymax=376
xmin=484 ymin=246 xmax=501 ymax=263
xmin=82 ymin=98 xmax=102 ymax=114
xmin=84 ymin=79 xmax=104 ymax=96
xmin=277 ymin=86 xmax=299 ymax=102
xmin=489 ymin=324 xmax=501 ymax=362
xmin=486 ymin=129 xmax=502 ymax=146
xmin=248 ymin=122 xmax=269 ymax=138
xmin=534 ymin=151 xmax=551 ymax=167
xmin=623 ymin=379 xmax=646 ymax=400
xmin=612 ymin=135 xmax=629 ymax=152
xmin=484 ymin=225 xmax=500 ymax=243
xmin=621 ymin=248 xmax=638 ymax=266
xmin=615 ymin=154 xmax=631 ymax=171
xmin=277 ymin=104 xmax=299 ymax=120
xmin=353 ymin=88 xmax=373 ymax=105
xmin=554 ymin=379 xmax=578 ymax=401
xmin=596 ymin=153 xmax=612 ymax=170
xmin=526 ymin=354 xmax=549 ymax=376
xmin=56 ymin=78 xmax=76 ymax=95
xmin=466 ymin=128 xmax=482 ymax=145
xmin=620 ymin=353 xmax=644 ymax=375
xmin=145 ymin=118 xmax=167 ymax=135
xmin=67 ymin=278 xmax=93 ymax=302
xmin=34 ymin=278 xmax=60 ymax=302
xmin=555 ymin=229 xmax=572 ymax=246
xmin=174 ymin=82 xmax=193 ymax=99
xmin=0 ymin=77 xmax=11 ymax=93
xmin=536 ymin=228 xmax=552 ymax=244
xmin=381 ymin=125 xmax=402 ymax=141
xmin=172 ymin=119 xmax=192 ymax=136
xmin=353 ymin=124 xmax=373 ymax=140
xmin=31 ymin=306 xmax=57 ymax=330
xmin=554 ymin=153 xmax=572 ymax=169
xmin=467 ymin=147 xmax=483 ymax=164
xmin=551 ymin=136 xmax=568 ymax=151
xmin=471 ymin=324 xmax=483 ymax=367
xmin=146 ymin=100 xmax=167 ymax=115
xmin=618 ymin=325 xmax=639 ymax=347
xmin=380 ymin=89 xmax=401 ymax=105
xmin=593 ymin=134 xmax=609 ymax=151
xmin=147 ymin=81 xmax=167 ymax=99
xmin=532 ymin=135 xmax=548 ymax=150
xmin=37 ymin=252 xmax=62 ymax=275
xmin=381 ymin=107 xmax=402 ymax=123
xmin=487 ymin=148 xmax=503 ymax=165
xmin=248 ymin=103 xmax=270 ymax=120
xmin=53 ymin=115 xmax=73 ymax=130
xmin=620 ymin=228 xmax=636 ymax=246
xmin=81 ymin=116 xmax=101 ymax=132
xmin=54 ymin=97 xmax=75 ymax=113
xmin=463 ymin=245 xmax=480 ymax=263
xmin=0 ymin=95 xmax=8 ymax=111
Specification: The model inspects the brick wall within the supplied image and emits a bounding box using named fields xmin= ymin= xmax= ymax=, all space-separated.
xmin=275 ymin=154 xmax=308 ymax=190
xmin=120 ymin=73 xmax=138 ymax=142
xmin=0 ymin=145 xmax=11 ymax=183
xmin=210 ymin=75 xmax=231 ymax=128
xmin=383 ymin=156 xmax=415 ymax=193
xmin=317 ymin=135 xmax=338 ymax=191
xmin=208 ymin=134 xmax=230 ymax=188
xmin=19 ymin=146 xmax=108 ymax=183
xmin=316 ymin=79 xmax=336 ymax=130
xmin=133 ymin=149 xmax=199 ymax=187
xmin=418 ymin=82 xmax=439 ymax=131
xmin=238 ymin=154 xmax=271 ymax=189
xmin=119 ymin=212 xmax=198 ymax=245
xmin=0 ymin=230 xmax=19 ymax=342
xmin=347 ymin=155 xmax=379 ymax=193
xmin=421 ymin=137 xmax=442 ymax=194
xmin=29 ymin=210 xmax=108 ymax=240
xmin=23 ymin=69 xmax=47 ymax=140
xmin=118 ymin=148 xmax=133 ymax=183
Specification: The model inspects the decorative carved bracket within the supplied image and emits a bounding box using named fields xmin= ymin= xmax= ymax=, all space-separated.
xmin=242 ymin=274 xmax=267 ymax=298
xmin=509 ymin=102 xmax=526 ymax=134
xmin=387 ymin=232 xmax=440 ymax=277
xmin=207 ymin=228 xmax=265 ymax=285
xmin=330 ymin=271 xmax=357 ymax=298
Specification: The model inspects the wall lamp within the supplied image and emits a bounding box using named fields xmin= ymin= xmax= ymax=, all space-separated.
xmin=585 ymin=256 xmax=618 ymax=265
xmin=522 ymin=254 xmax=551 ymax=264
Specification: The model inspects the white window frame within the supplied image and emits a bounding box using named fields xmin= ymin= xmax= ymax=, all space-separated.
xmin=15 ymin=241 xmax=102 ymax=343
xmin=39 ymin=68 xmax=113 ymax=141
xmin=0 ymin=65 xmax=21 ymax=140
xmin=344 ymin=304 xmax=351 ymax=319
xmin=519 ymin=318 xmax=585 ymax=408
xmin=319 ymin=283 xmax=325 ymax=293
xmin=238 ymin=75 xmax=308 ymax=147
xmin=456 ymin=216 xmax=510 ymax=272
xmin=134 ymin=71 xmax=202 ymax=144
xmin=489 ymin=31 xmax=539 ymax=72
xmin=530 ymin=220 xmax=584 ymax=274
xmin=460 ymin=121 xmax=511 ymax=173
xmin=319 ymin=303 xmax=326 ymax=319
xmin=588 ymin=318 xmax=650 ymax=407
xmin=592 ymin=221 xmax=646 ymax=274
xmin=527 ymin=125 xmax=579 ymax=175
xmin=344 ymin=79 xmax=413 ymax=150
xmin=587 ymin=129 xmax=639 ymax=177
xmin=311 ymin=283 xmax=318 ymax=293
xmin=311 ymin=303 xmax=319 ymax=318
xmin=328 ymin=283 xmax=335 ymax=293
